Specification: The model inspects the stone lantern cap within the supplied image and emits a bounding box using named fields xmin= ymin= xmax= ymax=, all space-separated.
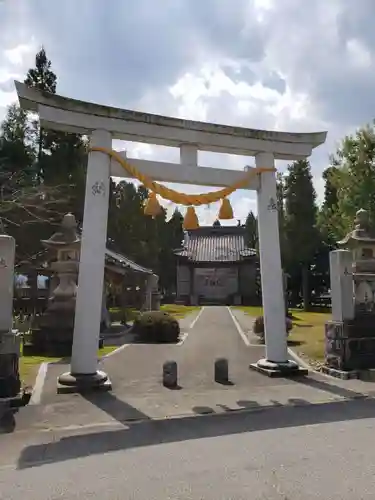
xmin=338 ymin=209 xmax=375 ymax=248
xmin=41 ymin=213 xmax=81 ymax=249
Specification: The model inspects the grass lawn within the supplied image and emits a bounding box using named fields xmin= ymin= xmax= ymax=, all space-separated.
xmin=288 ymin=310 xmax=330 ymax=364
xmin=234 ymin=306 xmax=330 ymax=365
xmin=160 ymin=304 xmax=200 ymax=319
xmin=19 ymin=345 xmax=118 ymax=388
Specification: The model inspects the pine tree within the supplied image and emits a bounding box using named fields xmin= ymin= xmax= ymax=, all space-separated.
xmin=24 ymin=47 xmax=86 ymax=188
xmin=24 ymin=47 xmax=57 ymax=179
xmin=160 ymin=208 xmax=184 ymax=293
xmin=24 ymin=47 xmax=57 ymax=93
xmin=24 ymin=47 xmax=87 ymax=225
xmin=0 ymin=104 xmax=35 ymax=191
xmin=322 ymin=166 xmax=339 ymax=210
xmin=284 ymin=159 xmax=318 ymax=310
xmin=244 ymin=210 xmax=257 ymax=249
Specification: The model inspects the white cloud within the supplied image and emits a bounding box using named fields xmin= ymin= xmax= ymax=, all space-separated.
xmin=1 ymin=0 xmax=375 ymax=224
xmin=346 ymin=39 xmax=372 ymax=69
xmin=0 ymin=39 xmax=37 ymax=111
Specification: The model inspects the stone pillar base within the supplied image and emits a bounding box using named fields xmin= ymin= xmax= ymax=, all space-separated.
xmin=249 ymin=358 xmax=308 ymax=378
xmin=233 ymin=294 xmax=242 ymax=305
xmin=57 ymin=370 xmax=112 ymax=394
xmin=190 ymin=295 xmax=198 ymax=306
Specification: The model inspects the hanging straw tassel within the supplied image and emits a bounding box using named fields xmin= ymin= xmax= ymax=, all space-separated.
xmin=218 ymin=197 xmax=234 ymax=220
xmin=144 ymin=191 xmax=162 ymax=217
xmin=183 ymin=206 xmax=199 ymax=230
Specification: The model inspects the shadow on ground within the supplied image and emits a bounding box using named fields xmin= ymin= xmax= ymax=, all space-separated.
xmin=287 ymin=339 xmax=303 ymax=346
xmin=17 ymin=372 xmax=375 ymax=470
xmin=83 ymin=392 xmax=152 ymax=423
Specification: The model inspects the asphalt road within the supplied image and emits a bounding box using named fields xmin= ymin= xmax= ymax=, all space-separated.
xmin=1 ymin=398 xmax=375 ymax=499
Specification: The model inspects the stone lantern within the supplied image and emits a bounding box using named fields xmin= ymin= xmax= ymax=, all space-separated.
xmin=31 ymin=213 xmax=81 ymax=354
xmin=338 ymin=208 xmax=375 ymax=313
xmin=324 ymin=209 xmax=375 ymax=374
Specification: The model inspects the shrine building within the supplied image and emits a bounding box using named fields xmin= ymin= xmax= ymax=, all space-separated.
xmin=175 ymin=225 xmax=258 ymax=305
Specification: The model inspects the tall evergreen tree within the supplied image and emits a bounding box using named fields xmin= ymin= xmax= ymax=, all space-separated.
xmin=322 ymin=166 xmax=339 ymax=210
xmin=24 ymin=47 xmax=87 ymax=224
xmin=24 ymin=47 xmax=57 ymax=93
xmin=158 ymin=208 xmax=184 ymax=293
xmin=0 ymin=104 xmax=35 ymax=192
xmin=284 ymin=159 xmax=318 ymax=310
xmin=317 ymin=165 xmax=341 ymax=247
xmin=244 ymin=210 xmax=257 ymax=249
xmin=24 ymin=47 xmax=57 ymax=178
xmin=24 ymin=47 xmax=86 ymax=191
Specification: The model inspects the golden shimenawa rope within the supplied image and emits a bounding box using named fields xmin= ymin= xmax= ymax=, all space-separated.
xmin=90 ymin=147 xmax=276 ymax=206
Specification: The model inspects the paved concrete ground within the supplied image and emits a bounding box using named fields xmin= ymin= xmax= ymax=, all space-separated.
xmin=5 ymin=306 xmax=375 ymax=434
xmin=2 ymin=398 xmax=375 ymax=498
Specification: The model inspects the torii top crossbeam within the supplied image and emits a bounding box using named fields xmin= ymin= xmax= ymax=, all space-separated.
xmin=15 ymin=81 xmax=326 ymax=161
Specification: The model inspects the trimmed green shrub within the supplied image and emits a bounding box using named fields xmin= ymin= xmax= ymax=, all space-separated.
xmin=132 ymin=311 xmax=180 ymax=343
xmin=253 ymin=315 xmax=293 ymax=342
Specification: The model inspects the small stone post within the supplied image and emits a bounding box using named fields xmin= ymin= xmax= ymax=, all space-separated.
xmin=163 ymin=361 xmax=178 ymax=388
xmin=214 ymin=358 xmax=229 ymax=383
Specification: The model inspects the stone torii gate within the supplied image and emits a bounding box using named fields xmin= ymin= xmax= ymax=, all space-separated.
xmin=15 ymin=81 xmax=327 ymax=391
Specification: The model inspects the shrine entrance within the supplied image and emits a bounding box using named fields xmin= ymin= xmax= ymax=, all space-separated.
xmin=195 ymin=268 xmax=237 ymax=303
xmin=15 ymin=80 xmax=327 ymax=389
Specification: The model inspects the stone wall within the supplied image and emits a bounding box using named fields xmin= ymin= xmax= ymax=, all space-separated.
xmin=239 ymin=264 xmax=257 ymax=304
xmin=176 ymin=264 xmax=190 ymax=301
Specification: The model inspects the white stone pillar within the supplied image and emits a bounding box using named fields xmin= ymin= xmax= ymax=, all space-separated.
xmin=330 ymin=250 xmax=354 ymax=322
xmin=70 ymin=130 xmax=112 ymax=375
xmin=0 ymin=234 xmax=15 ymax=334
xmin=255 ymin=152 xmax=289 ymax=366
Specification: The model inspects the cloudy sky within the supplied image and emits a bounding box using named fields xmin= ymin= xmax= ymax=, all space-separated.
xmin=1 ymin=0 xmax=375 ymax=225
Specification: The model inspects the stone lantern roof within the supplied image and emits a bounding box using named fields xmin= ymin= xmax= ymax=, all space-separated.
xmin=338 ymin=209 xmax=375 ymax=248
xmin=41 ymin=213 xmax=81 ymax=250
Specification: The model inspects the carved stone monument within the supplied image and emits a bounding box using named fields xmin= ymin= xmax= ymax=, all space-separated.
xmin=0 ymin=228 xmax=21 ymax=399
xmin=143 ymin=273 xmax=161 ymax=311
xmin=325 ymin=209 xmax=375 ymax=373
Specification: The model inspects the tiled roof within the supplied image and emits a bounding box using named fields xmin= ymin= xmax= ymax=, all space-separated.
xmin=175 ymin=226 xmax=257 ymax=263
xmin=105 ymin=248 xmax=153 ymax=274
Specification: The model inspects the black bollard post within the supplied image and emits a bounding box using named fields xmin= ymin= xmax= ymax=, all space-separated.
xmin=214 ymin=358 xmax=229 ymax=384
xmin=163 ymin=361 xmax=178 ymax=388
